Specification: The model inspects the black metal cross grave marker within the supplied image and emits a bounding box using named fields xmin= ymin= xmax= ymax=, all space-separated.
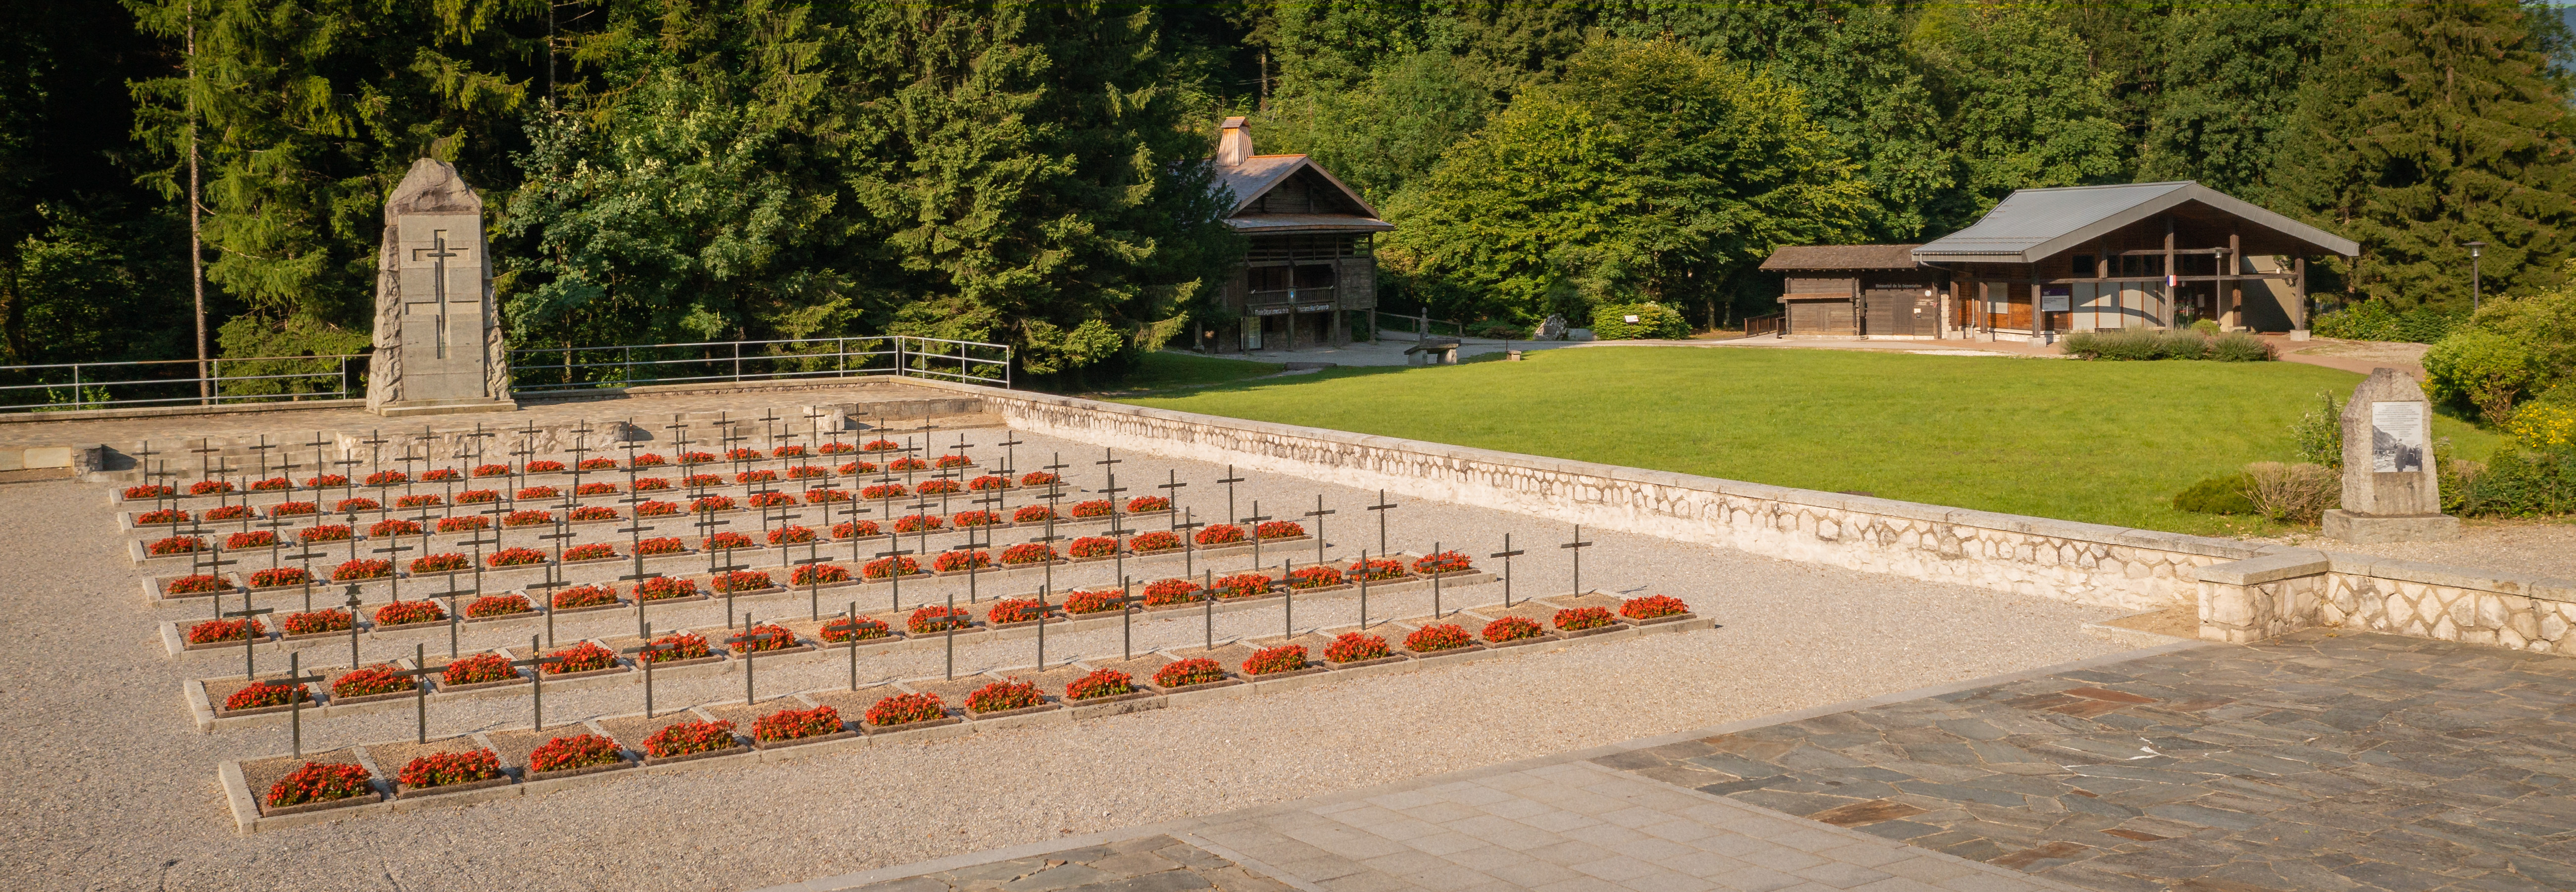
xmin=1304 ymin=495 xmax=1335 ymax=564
xmin=508 ymin=634 xmax=566 ymax=731
xmin=1562 ymin=524 xmax=1594 ymax=599
xmin=221 ymin=604 xmax=273 ymax=679
xmin=1491 ymin=534 xmax=1527 ymax=607
xmin=824 ymin=601 xmax=866 ymax=691
xmin=1366 ymin=490 xmax=1399 ymax=555
xmin=726 ymin=614 xmax=793 ymax=705
xmin=279 ymin=652 xmax=326 ymax=757
xmin=395 ymin=643 xmax=441 ymax=743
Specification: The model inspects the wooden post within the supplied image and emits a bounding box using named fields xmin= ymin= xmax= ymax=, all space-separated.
xmin=2227 ymin=233 xmax=2242 ymax=331
xmin=2163 ymin=218 xmax=2178 ymax=329
xmin=2293 ymin=256 xmax=2308 ymax=330
xmin=1978 ymin=280 xmax=1991 ymax=339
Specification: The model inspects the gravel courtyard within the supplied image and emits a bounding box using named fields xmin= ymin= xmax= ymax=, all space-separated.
xmin=0 ymin=424 xmax=2133 ymax=892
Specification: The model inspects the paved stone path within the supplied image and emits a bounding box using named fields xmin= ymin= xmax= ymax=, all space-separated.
xmin=846 ymin=835 xmax=1293 ymax=892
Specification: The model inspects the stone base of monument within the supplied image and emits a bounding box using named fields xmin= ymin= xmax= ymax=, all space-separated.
xmin=375 ymin=397 xmax=519 ymax=418
xmin=2321 ymin=509 xmax=2459 ymax=544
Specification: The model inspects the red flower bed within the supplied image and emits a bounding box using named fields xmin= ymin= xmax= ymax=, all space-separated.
xmin=189 ymin=617 xmax=263 ymax=644
xmin=569 ymin=505 xmax=619 ymax=522
xmin=859 ymin=483 xmax=906 ymax=500
xmin=863 ymin=555 xmax=920 ymax=579
xmin=632 ymin=453 xmax=669 ymax=467
xmin=466 ymin=594 xmax=534 ymax=617
xmin=907 ymin=604 xmax=970 ymax=634
xmin=862 ymin=439 xmax=902 ymax=452
xmin=486 ymin=546 xmax=547 ymax=567
xmin=637 ymin=536 xmax=686 ymax=555
xmin=436 ymin=515 xmax=490 ymax=533
xmin=711 ymin=570 xmax=775 ymax=594
xmin=1129 ymin=531 xmax=1181 ymax=552
xmin=190 ymin=480 xmax=234 ymax=496
xmin=398 ymin=749 xmax=499 ymax=788
xmin=1012 ymin=505 xmax=1057 ymax=524
xmin=1067 ymin=536 xmax=1118 ymax=558
xmin=265 ymin=761 xmax=368 ymax=807
xmin=737 ymin=469 xmax=780 ymax=485
xmin=409 ymin=552 xmax=470 ymax=574
xmin=1482 ymin=616 xmax=1545 ymax=643
xmin=364 ymin=471 xmax=407 ymax=487
xmin=804 ymin=487 xmax=850 ymax=503
xmin=703 ymin=532 xmax=754 ymax=550
xmin=728 ymin=623 xmax=797 ymax=653
xmin=375 ymin=599 xmax=446 ymax=627
xmin=335 ymin=664 xmax=415 ymax=697
xmin=892 ymin=513 xmax=941 ymax=533
xmin=685 ymin=474 xmax=726 ymax=488
xmin=527 ymin=734 xmax=622 ymax=772
xmin=1347 ymin=558 xmax=1405 ymax=582
xmin=515 ymin=486 xmax=559 ymax=500
xmin=472 ymin=464 xmax=512 ymax=478
xmin=792 ymin=563 xmax=851 ymax=585
xmin=250 ymin=567 xmax=309 ymax=588
xmin=525 ymin=460 xmax=566 ymax=473
xmin=999 ymin=542 xmax=1056 ymax=565
xmin=818 ymin=442 xmax=856 ymax=455
xmin=125 ymin=484 xmax=175 ymax=499
xmin=966 ymin=679 xmax=1043 ymax=712
xmin=548 ymin=641 xmax=617 ymax=673
xmin=307 ymin=474 xmax=351 ymax=488
xmin=577 ymin=457 xmax=618 ymax=471
xmin=1071 ymin=499 xmax=1112 ymax=518
xmin=575 ymin=482 xmax=616 ymax=496
xmin=420 ymin=469 xmax=461 ymax=482
xmin=563 ymin=543 xmax=618 ymax=562
xmin=455 ymin=489 xmax=500 ymax=504
xmin=368 ymin=518 xmax=422 ymax=537
xmin=932 ymin=549 xmax=991 ymax=573
xmin=866 ymin=693 xmax=943 ymax=726
xmin=985 ymin=598 xmax=1047 ymax=624
xmin=1255 ymin=520 xmax=1304 ymax=540
xmin=1064 ymin=589 xmax=1125 ymax=614
xmin=632 ymin=477 xmax=672 ymax=491
xmin=442 ymin=652 xmax=515 ymax=685
xmin=837 ymin=460 xmax=878 ymax=475
xmin=724 ymin=447 xmax=762 ymax=462
xmin=786 ymin=464 xmax=828 ymax=480
xmin=1153 ymin=658 xmax=1225 ymax=688
xmin=148 ymin=535 xmax=205 ymax=556
xmin=1555 ymin=606 xmax=1617 ymax=631
xmin=936 ymin=454 xmax=973 ymax=469
xmin=1194 ymin=524 xmax=1245 ymax=545
xmin=268 ymin=501 xmax=318 ymax=518
xmin=1066 ymin=669 xmax=1134 ymax=700
xmin=1213 ymin=572 xmax=1273 ymax=599
xmin=888 ymin=457 xmax=929 ymax=472
xmin=1288 ymin=565 xmax=1343 ymax=590
xmin=680 ymin=450 xmax=718 ymax=465
xmin=691 ymin=495 xmax=736 ymax=513
xmin=167 ymin=574 xmax=230 ymax=595
xmin=968 ymin=475 xmax=1010 ymax=491
xmin=1142 ymin=578 xmax=1202 ymax=606
xmin=395 ymin=494 xmax=442 ymax=508
xmin=285 ymin=611 xmax=355 ymax=637
xmin=205 ymin=504 xmax=256 ymax=522
xmin=951 ymin=509 xmax=1000 ymax=527
xmin=331 ymin=558 xmax=392 ymax=581
xmin=766 ymin=525 xmax=816 ymax=545
xmin=1412 ymin=550 xmax=1473 ymax=575
xmin=820 ymin=614 xmax=890 ymax=643
xmin=833 ymin=519 xmax=882 ymax=539
xmin=299 ymin=524 xmax=353 ymax=544
xmin=1325 ymin=632 xmax=1389 ymax=662
xmin=636 ymin=500 xmax=680 ymax=517
xmin=503 ymin=509 xmax=553 ymax=527
xmin=140 ymin=508 xmax=191 ymax=524
xmin=635 ymin=577 xmax=699 ymax=601
xmin=225 ymin=530 xmax=277 ymax=549
xmin=1126 ymin=496 xmax=1171 ymax=513
xmin=1405 ymin=623 xmax=1473 ymax=652
xmin=554 ymin=585 xmax=618 ymax=609
xmin=1243 ymin=644 xmax=1307 ymax=675
xmin=1019 ymin=471 xmax=1060 ymax=488
xmin=754 ymin=705 xmax=842 ymax=742
xmin=914 ymin=478 xmax=961 ymax=496
xmin=1620 ymin=595 xmax=1689 ymax=619
xmin=251 ymin=476 xmax=293 ymax=491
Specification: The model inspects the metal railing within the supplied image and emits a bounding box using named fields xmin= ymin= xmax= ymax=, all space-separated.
xmin=508 ymin=335 xmax=1010 ymax=393
xmin=0 ymin=354 xmax=367 ymax=413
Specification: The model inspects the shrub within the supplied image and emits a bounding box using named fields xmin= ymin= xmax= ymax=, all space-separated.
xmin=999 ymin=543 xmax=1057 ymax=565
xmin=515 ymin=486 xmax=559 ymax=500
xmin=633 ymin=477 xmax=672 ymax=491
xmin=2426 ymin=327 xmax=2542 ymax=421
xmin=467 ymin=594 xmax=534 ymax=617
xmin=125 ymin=484 xmax=175 ymax=499
xmin=986 ymin=598 xmax=1048 ymax=624
xmin=472 ymin=463 xmax=512 ymax=478
xmin=837 ymin=460 xmax=878 ymax=475
xmin=687 ymin=474 xmax=727 ymax=488
xmin=251 ymin=477 xmax=295 ymax=492
xmin=140 ymin=508 xmax=191 ymax=525
xmin=805 ymin=488 xmax=851 ymax=503
xmin=2463 ymin=445 xmax=2576 ymax=516
xmin=1194 ymin=523 xmax=1245 ymax=545
xmin=908 ymin=604 xmax=970 ymax=634
xmin=754 ymin=705 xmax=843 ymax=742
xmin=191 ymin=480 xmax=234 ymax=496
xmin=442 ymin=653 xmax=515 ymax=685
xmin=503 ymin=509 xmax=553 ymax=527
xmin=1288 ymin=565 xmax=1344 ymax=589
xmin=967 ymin=679 xmax=1044 ymax=712
xmin=820 ymin=615 xmax=890 ymax=643
xmin=1129 ymin=531 xmax=1181 ymax=551
xmin=1347 ymin=557 xmax=1405 ymax=582
xmin=525 ymin=460 xmax=566 ymax=473
xmin=866 ymin=693 xmax=945 ymax=726
xmin=1153 ymin=658 xmax=1226 ymax=688
xmin=1554 ymin=606 xmax=1617 ymax=631
xmin=1243 ymin=645 xmax=1308 ymax=675
xmin=334 ymin=497 xmax=381 ymax=513
xmin=1412 ymin=550 xmax=1472 ymax=574
xmin=711 ymin=570 xmax=775 ymax=594
xmin=2173 ymin=474 xmax=2258 ymax=515
xmin=281 ymin=608 xmax=352 ymax=636
xmin=1404 ymin=623 xmax=1473 ymax=652
xmin=334 ymin=664 xmax=415 ymax=697
xmin=1482 ymin=616 xmax=1545 ymax=643
xmin=1072 ymin=499 xmax=1113 ymax=518
xmin=578 ymin=457 xmax=618 ymax=471
xmin=563 ymin=543 xmax=618 ymax=561
xmin=308 ymin=473 xmax=351 ymax=488
xmin=770 ymin=445 xmax=808 ymax=459
xmin=640 ymin=631 xmax=711 ymax=662
xmin=167 ymin=574 xmax=230 ymax=595
xmin=436 ymin=515 xmax=490 ymax=533
xmin=528 ymin=734 xmax=623 ymax=772
xmin=636 ymin=536 xmax=686 ymax=555
xmin=455 ymin=489 xmax=500 ymax=504
xmin=420 ymin=469 xmax=460 ymax=482
xmin=644 ymin=720 xmax=739 ymax=758
xmin=893 ymin=513 xmax=942 ymax=533
xmin=1126 ymin=496 xmax=1171 ymax=513
xmin=2312 ymin=298 xmax=2461 ymax=343
xmin=487 ymin=546 xmax=548 ymax=567
xmin=368 ymin=518 xmax=422 ymax=537
xmin=224 ymin=531 xmax=276 ymax=549
xmin=703 ymin=532 xmax=754 ymax=550
xmin=226 ymin=680 xmax=307 ymax=710
xmin=691 ymin=495 xmax=735 ymax=512
xmin=1214 ymin=572 xmax=1273 ymax=599
xmin=863 ymin=555 xmax=921 ymax=579
xmin=2209 ymin=331 xmax=2275 ymax=362
xmin=148 ymin=535 xmax=205 ymax=556
xmin=934 ymin=453 xmax=972 ymax=469
xmin=636 ymin=576 xmax=698 ymax=601
xmin=2062 ymin=328 xmax=2214 ymax=361
xmin=300 ymin=524 xmax=353 ymax=544
xmin=636 ymin=500 xmax=680 ymax=517
xmin=574 ymin=482 xmax=616 ymax=496
xmin=189 ymin=617 xmax=263 ymax=644
xmin=1590 ymin=301 xmax=1688 ymax=340
xmin=951 ymin=509 xmax=1000 ymax=527
xmin=738 ymin=470 xmax=780 ymax=485
xmin=1620 ymin=595 xmax=1690 ymax=620
xmin=1325 ymin=632 xmax=1390 ymax=662
xmin=933 ymin=549 xmax=992 ymax=572
xmin=833 ymin=519 xmax=882 ymax=539
xmin=1255 ymin=520 xmax=1305 ymax=540
xmin=205 ymin=504 xmax=255 ymax=522
xmin=268 ymin=501 xmax=318 ymax=517
xmin=969 ymin=475 xmax=1010 ymax=491
xmin=1065 ymin=669 xmax=1133 ymax=700
xmin=2505 ymin=396 xmax=2576 ymax=450
xmin=399 ymin=749 xmax=500 ymax=788
xmin=632 ymin=453 xmax=669 ymax=466
xmin=792 ymin=563 xmax=851 ymax=585
xmin=410 ymin=552 xmax=470 ymax=573
xmin=1068 ymin=536 xmax=1118 ymax=558
xmin=1142 ymin=578 xmax=1202 ymax=606
xmin=861 ymin=483 xmax=907 ymax=500
xmin=364 ymin=471 xmax=407 ymax=487
xmin=266 ymin=761 xmax=370 ymax=807
xmin=250 ymin=567 xmax=308 ymax=588
xmin=768 ymin=525 xmax=816 ymax=545
xmin=375 ymin=599 xmax=446 ymax=626
xmin=889 ymin=457 xmax=929 ymax=471
xmin=332 ymin=558 xmax=392 ymax=581
xmin=1012 ymin=505 xmax=1058 ymax=523
xmin=1019 ymin=471 xmax=1060 ymax=487
xmin=554 ymin=585 xmax=618 ymax=609
xmin=728 ymin=623 xmax=797 ymax=653
xmin=680 ymin=451 xmax=718 ymax=465
xmin=545 ymin=641 xmax=616 ymax=674
xmin=2242 ymin=461 xmax=2337 ymax=523
xmin=1064 ymin=589 xmax=1125 ymax=614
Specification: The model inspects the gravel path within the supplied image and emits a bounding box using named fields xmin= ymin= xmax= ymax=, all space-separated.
xmin=0 ymin=426 xmax=2129 ymax=891
xmin=2261 ymin=519 xmax=2576 ymax=581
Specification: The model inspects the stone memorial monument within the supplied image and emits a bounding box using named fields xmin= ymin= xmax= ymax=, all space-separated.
xmin=1535 ymin=314 xmax=1568 ymax=341
xmin=2320 ymin=367 xmax=2458 ymax=543
xmin=364 ymin=158 xmax=515 ymax=417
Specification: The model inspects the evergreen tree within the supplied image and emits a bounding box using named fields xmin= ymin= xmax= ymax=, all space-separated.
xmin=1914 ymin=5 xmax=2126 ymax=229
xmin=2138 ymin=4 xmax=2326 ymax=196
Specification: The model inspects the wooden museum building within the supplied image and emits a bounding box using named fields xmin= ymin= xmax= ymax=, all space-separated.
xmin=1204 ymin=117 xmax=1390 ymax=352
xmin=1761 ymin=182 xmax=2359 ymax=340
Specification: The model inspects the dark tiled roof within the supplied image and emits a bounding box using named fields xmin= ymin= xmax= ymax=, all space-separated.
xmin=1758 ymin=245 xmax=1925 ymax=271
xmin=1225 ymin=214 xmax=1394 ymax=234
xmin=1214 ymin=155 xmax=1307 ymax=216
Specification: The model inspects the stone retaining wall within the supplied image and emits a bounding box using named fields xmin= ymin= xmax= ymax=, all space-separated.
xmin=2200 ymin=550 xmax=2576 ymax=652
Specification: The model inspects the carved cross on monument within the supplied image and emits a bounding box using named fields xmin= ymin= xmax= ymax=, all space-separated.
xmin=367 ymin=157 xmax=514 ymax=416
xmin=408 ymin=231 xmax=464 ymax=359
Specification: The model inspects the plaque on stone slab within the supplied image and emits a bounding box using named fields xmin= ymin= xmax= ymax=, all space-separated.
xmin=2322 ymin=368 xmax=2458 ymax=543
xmin=364 ymin=158 xmax=516 ymax=417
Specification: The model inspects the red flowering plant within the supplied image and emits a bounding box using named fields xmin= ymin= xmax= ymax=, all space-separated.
xmin=728 ymin=623 xmax=798 ymax=653
xmin=205 ymin=504 xmax=256 ymax=522
xmin=685 ymin=474 xmax=726 ymax=488
xmin=711 ymin=570 xmax=775 ymax=594
xmin=866 ymin=693 xmax=944 ymax=726
xmin=1064 ymin=589 xmax=1125 ymax=615
xmin=833 ymin=519 xmax=882 ymax=539
xmin=691 ymin=495 xmax=736 ymax=513
xmin=837 ymin=460 xmax=879 ymax=475
xmin=300 ymin=524 xmax=353 ymax=544
xmin=1012 ymin=505 xmax=1058 ymax=524
xmin=503 ymin=509 xmax=553 ymax=527
xmin=1194 ymin=523 xmax=1245 ymax=545
xmin=516 ymin=485 xmax=560 ymax=500
xmin=813 ymin=441 xmax=855 ymax=455
xmin=737 ymin=469 xmax=780 ymax=485
xmin=554 ymin=585 xmax=619 ymax=609
xmin=999 ymin=543 xmax=1056 ymax=565
xmin=936 ymin=453 xmax=974 ymax=470
xmin=804 ymin=487 xmax=850 ymax=503
xmin=892 ymin=513 xmax=942 ymax=533
xmin=409 ymin=552 xmax=469 ymax=574
xmin=1067 ymin=536 xmax=1118 ymax=558
xmin=754 ymin=705 xmax=842 ymax=742
xmin=281 ymin=608 xmax=352 ymax=637
xmin=1126 ymin=496 xmax=1171 ymax=513
xmin=251 ymin=476 xmax=293 ymax=491
xmin=569 ymin=505 xmax=620 ymax=522
xmin=1129 ymin=531 xmax=1181 ymax=552
xmin=632 ymin=477 xmax=672 ymax=491
xmin=527 ymin=734 xmax=622 ymax=772
xmin=632 ymin=453 xmax=669 ymax=467
xmin=862 ymin=439 xmax=902 ymax=453
xmin=1404 ymin=623 xmax=1474 ymax=652
xmin=635 ymin=577 xmax=699 ymax=601
xmin=680 ymin=450 xmax=718 ymax=465
xmin=225 ymin=530 xmax=278 ymax=549
xmin=364 ymin=470 xmax=407 ymax=487
xmin=1213 ymin=572 xmax=1274 ymax=599
xmin=125 ymin=484 xmax=175 ymax=499
xmin=268 ymin=501 xmax=319 ymax=518
xmin=968 ymin=475 xmax=1010 ymax=491
xmin=1621 ymin=595 xmax=1690 ymax=620
xmin=786 ymin=464 xmax=829 ymax=480
xmin=395 ymin=494 xmax=442 ymax=508
xmin=636 ymin=500 xmax=680 ymax=517
xmin=1255 ymin=520 xmax=1305 ymax=540
xmin=1412 ymin=551 xmax=1474 ymax=575
xmin=398 ymin=749 xmax=499 ymax=789
xmin=643 ymin=719 xmax=740 ymax=758
xmin=819 ymin=614 xmax=890 ymax=643
xmin=265 ymin=761 xmax=370 ymax=808
xmin=148 ymin=535 xmax=206 ymax=556
xmin=166 ymin=574 xmax=230 ymax=595
xmin=420 ymin=469 xmax=461 ymax=482
xmin=724 ymin=447 xmax=762 ymax=462
xmin=907 ymin=604 xmax=971 ymax=634
xmin=250 ymin=567 xmax=309 ymax=588
xmin=375 ymin=599 xmax=446 ymax=627
xmin=1019 ymin=470 xmax=1061 ymax=487
xmin=703 ymin=532 xmax=754 ymax=551
xmin=888 ymin=456 xmax=929 ymax=472
xmin=332 ymin=558 xmax=393 ymax=581
xmin=140 ymin=508 xmax=192 ymax=525
xmin=863 ymin=555 xmax=921 ymax=579
xmin=792 ymin=563 xmax=851 ymax=585
xmin=525 ymin=460 xmax=566 ymax=473
xmin=1347 ymin=558 xmax=1406 ymax=582
xmin=932 ymin=549 xmax=992 ymax=573
xmin=913 ymin=478 xmax=961 ymax=496
xmin=767 ymin=525 xmax=817 ymax=545
xmin=455 ymin=489 xmax=500 ymax=504
xmin=548 ymin=641 xmax=617 ymax=674
xmin=442 ymin=652 xmax=516 ymax=685
xmin=1483 ymin=616 xmax=1545 ymax=643
xmin=190 ymin=480 xmax=234 ymax=496
xmin=1288 ymin=565 xmax=1344 ymax=590
xmin=1325 ymin=632 xmax=1390 ymax=663
xmin=1243 ymin=644 xmax=1308 ymax=676
xmin=436 ymin=515 xmax=491 ymax=534
xmin=578 ymin=457 xmax=618 ymax=471
xmin=1142 ymin=578 xmax=1202 ymax=606
xmin=637 ymin=536 xmax=686 ymax=556
xmin=1071 ymin=499 xmax=1112 ymax=518
xmin=334 ymin=664 xmax=416 ymax=698
xmin=486 ymin=546 xmax=547 ymax=567
xmin=950 ymin=509 xmax=1000 ymax=528
xmin=189 ymin=617 xmax=264 ymax=644
xmin=466 ymin=594 xmax=534 ymax=617
xmin=1554 ymin=606 xmax=1617 ymax=631
xmin=986 ymin=597 xmax=1048 ymax=624
xmin=1065 ymin=669 xmax=1134 ymax=700
xmin=860 ymin=483 xmax=906 ymax=500
xmin=967 ymin=679 xmax=1044 ymax=713
xmin=575 ymin=482 xmax=617 ymax=496
xmin=563 ymin=543 xmax=619 ymax=562
xmin=368 ymin=518 xmax=422 ymax=537
xmin=472 ymin=464 xmax=512 ymax=478
xmin=1153 ymin=658 xmax=1226 ymax=688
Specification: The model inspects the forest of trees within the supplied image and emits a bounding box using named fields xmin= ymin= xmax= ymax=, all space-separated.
xmin=5 ymin=1 xmax=2576 ymax=384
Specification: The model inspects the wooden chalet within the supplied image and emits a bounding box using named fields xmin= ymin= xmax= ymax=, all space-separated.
xmin=1207 ymin=117 xmax=1391 ymax=352
xmin=1760 ymin=244 xmax=1944 ymax=338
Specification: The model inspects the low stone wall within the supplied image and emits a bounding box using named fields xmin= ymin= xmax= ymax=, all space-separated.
xmin=2200 ymin=549 xmax=2576 ymax=652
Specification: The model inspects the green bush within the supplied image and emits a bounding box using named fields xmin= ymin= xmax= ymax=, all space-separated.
xmin=2173 ymin=473 xmax=2257 ymax=514
xmin=2311 ymin=299 xmax=2462 ymax=343
xmin=2189 ymin=319 xmax=2220 ymax=336
xmin=2061 ymin=328 xmax=2256 ymax=361
xmin=1469 ymin=320 xmax=1525 ymax=340
xmin=2208 ymin=331 xmax=2276 ymax=362
xmin=2290 ymin=393 xmax=2343 ymax=468
xmin=1589 ymin=302 xmax=1687 ymax=340
xmin=2424 ymin=328 xmax=2540 ymax=421
xmin=2462 ymin=445 xmax=2576 ymax=516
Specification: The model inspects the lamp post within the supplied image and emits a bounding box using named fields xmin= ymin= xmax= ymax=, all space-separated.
xmin=2464 ymin=241 xmax=2485 ymax=312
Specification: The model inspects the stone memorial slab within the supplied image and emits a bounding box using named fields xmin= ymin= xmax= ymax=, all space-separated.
xmin=2322 ymin=367 xmax=2458 ymax=542
xmin=365 ymin=158 xmax=515 ymax=417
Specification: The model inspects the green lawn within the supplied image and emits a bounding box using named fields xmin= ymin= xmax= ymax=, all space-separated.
xmin=1111 ymin=347 xmax=2499 ymax=537
xmin=1078 ymin=351 xmax=1285 ymax=396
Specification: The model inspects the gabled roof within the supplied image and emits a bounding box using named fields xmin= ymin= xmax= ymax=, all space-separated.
xmin=1912 ymin=182 xmax=2359 ymax=263
xmin=1760 ymin=244 xmax=1924 ymax=271
xmin=1214 ymin=154 xmax=1388 ymax=233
